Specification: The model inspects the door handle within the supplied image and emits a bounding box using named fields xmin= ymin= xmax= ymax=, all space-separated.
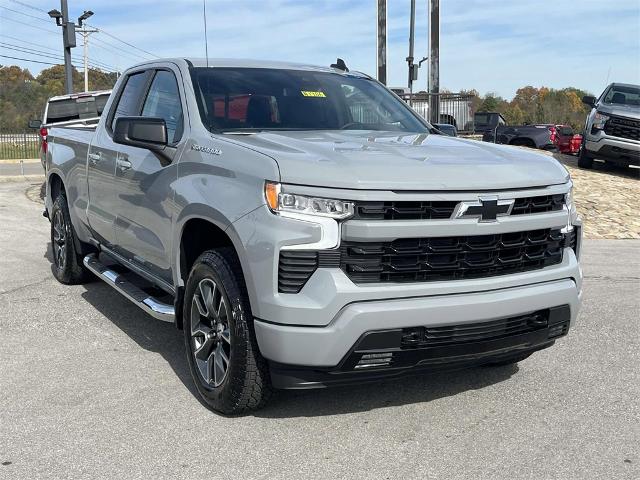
xmin=88 ymin=152 xmax=102 ymax=165
xmin=117 ymin=158 xmax=132 ymax=172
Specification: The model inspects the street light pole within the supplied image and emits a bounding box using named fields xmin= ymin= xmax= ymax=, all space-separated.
xmin=48 ymin=1 xmax=76 ymax=94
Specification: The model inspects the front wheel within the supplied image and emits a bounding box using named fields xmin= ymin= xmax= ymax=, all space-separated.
xmin=578 ymin=143 xmax=594 ymax=169
xmin=183 ymin=249 xmax=272 ymax=414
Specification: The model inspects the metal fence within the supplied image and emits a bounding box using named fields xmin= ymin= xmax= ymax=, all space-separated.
xmin=0 ymin=132 xmax=40 ymax=160
xmin=397 ymin=92 xmax=477 ymax=133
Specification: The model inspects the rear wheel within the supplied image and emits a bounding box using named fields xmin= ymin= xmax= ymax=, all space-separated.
xmin=183 ymin=249 xmax=271 ymax=414
xmin=50 ymin=193 xmax=92 ymax=284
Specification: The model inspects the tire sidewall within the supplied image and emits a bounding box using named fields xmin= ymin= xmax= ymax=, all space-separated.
xmin=51 ymin=195 xmax=75 ymax=282
xmin=183 ymin=255 xmax=252 ymax=411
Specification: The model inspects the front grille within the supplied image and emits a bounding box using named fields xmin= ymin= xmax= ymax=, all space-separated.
xmin=340 ymin=228 xmax=565 ymax=284
xmin=400 ymin=310 xmax=549 ymax=348
xmin=604 ymin=115 xmax=640 ymax=141
xmin=353 ymin=195 xmax=564 ymax=220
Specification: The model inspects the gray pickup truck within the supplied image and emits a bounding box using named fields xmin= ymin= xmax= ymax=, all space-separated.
xmin=579 ymin=83 xmax=640 ymax=168
xmin=45 ymin=58 xmax=583 ymax=414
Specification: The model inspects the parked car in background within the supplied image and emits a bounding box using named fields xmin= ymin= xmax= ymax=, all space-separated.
xmin=482 ymin=123 xmax=558 ymax=151
xmin=28 ymin=90 xmax=112 ymax=168
xmin=433 ymin=123 xmax=458 ymax=136
xmin=579 ymin=83 xmax=640 ymax=169
xmin=473 ymin=112 xmax=505 ymax=133
xmin=555 ymin=125 xmax=582 ymax=155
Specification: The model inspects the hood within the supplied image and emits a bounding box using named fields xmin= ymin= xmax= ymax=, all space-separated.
xmin=597 ymin=102 xmax=640 ymax=121
xmin=225 ymin=131 xmax=569 ymax=191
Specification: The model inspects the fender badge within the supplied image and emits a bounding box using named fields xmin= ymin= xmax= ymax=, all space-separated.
xmin=191 ymin=144 xmax=222 ymax=156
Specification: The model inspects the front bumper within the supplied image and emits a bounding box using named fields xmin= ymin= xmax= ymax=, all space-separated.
xmin=255 ymin=275 xmax=581 ymax=372
xmin=584 ymin=132 xmax=640 ymax=165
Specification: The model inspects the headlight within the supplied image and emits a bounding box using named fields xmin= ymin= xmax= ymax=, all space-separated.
xmin=563 ymin=185 xmax=577 ymax=232
xmin=265 ymin=182 xmax=354 ymax=219
xmin=592 ymin=111 xmax=609 ymax=130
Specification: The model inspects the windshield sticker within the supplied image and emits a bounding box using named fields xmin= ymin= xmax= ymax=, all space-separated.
xmin=301 ymin=91 xmax=326 ymax=98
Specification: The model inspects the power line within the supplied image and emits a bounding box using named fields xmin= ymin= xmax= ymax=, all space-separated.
xmin=0 ymin=53 xmax=60 ymax=66
xmin=0 ymin=5 xmax=52 ymax=24
xmin=0 ymin=34 xmax=118 ymax=72
xmin=7 ymin=0 xmax=48 ymax=14
xmin=0 ymin=44 xmax=116 ymax=72
xmin=0 ymin=15 xmax=60 ymax=35
xmin=86 ymin=23 xmax=159 ymax=59
xmin=0 ymin=33 xmax=59 ymax=53
xmin=90 ymin=35 xmax=148 ymax=62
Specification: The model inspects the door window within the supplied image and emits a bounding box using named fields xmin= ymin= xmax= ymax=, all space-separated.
xmin=111 ymin=71 xmax=149 ymax=129
xmin=142 ymin=70 xmax=184 ymax=143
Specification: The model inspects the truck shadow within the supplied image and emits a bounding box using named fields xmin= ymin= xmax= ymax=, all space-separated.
xmin=75 ymin=273 xmax=519 ymax=417
xmin=553 ymin=152 xmax=639 ymax=180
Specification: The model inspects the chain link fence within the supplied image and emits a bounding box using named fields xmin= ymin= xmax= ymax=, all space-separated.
xmin=0 ymin=132 xmax=40 ymax=160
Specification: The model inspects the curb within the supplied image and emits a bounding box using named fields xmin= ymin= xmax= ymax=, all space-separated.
xmin=0 ymin=175 xmax=45 ymax=183
xmin=0 ymin=159 xmax=40 ymax=164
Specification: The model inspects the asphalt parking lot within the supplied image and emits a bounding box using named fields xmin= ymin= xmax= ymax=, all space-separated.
xmin=0 ymin=180 xmax=638 ymax=480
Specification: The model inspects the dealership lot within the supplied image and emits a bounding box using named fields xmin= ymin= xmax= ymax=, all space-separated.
xmin=0 ymin=181 xmax=638 ymax=480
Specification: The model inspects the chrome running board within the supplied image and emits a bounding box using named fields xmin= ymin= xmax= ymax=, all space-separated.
xmin=83 ymin=253 xmax=175 ymax=323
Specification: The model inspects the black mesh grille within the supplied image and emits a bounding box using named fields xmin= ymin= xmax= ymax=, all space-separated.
xmin=401 ymin=310 xmax=550 ymax=348
xmin=604 ymin=116 xmax=640 ymax=141
xmin=353 ymin=195 xmax=564 ymax=220
xmin=340 ymin=228 xmax=565 ymax=284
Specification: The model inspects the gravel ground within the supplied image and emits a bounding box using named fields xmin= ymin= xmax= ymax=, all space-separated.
xmin=0 ymin=181 xmax=639 ymax=480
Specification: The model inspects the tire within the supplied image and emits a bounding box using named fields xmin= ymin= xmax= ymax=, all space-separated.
xmin=482 ymin=352 xmax=533 ymax=367
xmin=183 ymin=248 xmax=272 ymax=414
xmin=50 ymin=193 xmax=92 ymax=285
xmin=578 ymin=144 xmax=594 ymax=169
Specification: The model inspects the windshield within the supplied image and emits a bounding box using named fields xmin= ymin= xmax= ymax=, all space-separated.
xmin=45 ymin=93 xmax=110 ymax=124
xmin=189 ymin=67 xmax=429 ymax=133
xmin=602 ymin=85 xmax=640 ymax=106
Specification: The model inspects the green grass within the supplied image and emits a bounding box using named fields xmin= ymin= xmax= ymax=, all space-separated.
xmin=0 ymin=142 xmax=40 ymax=160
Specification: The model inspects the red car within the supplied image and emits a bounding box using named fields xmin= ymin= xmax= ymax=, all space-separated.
xmin=554 ymin=125 xmax=582 ymax=155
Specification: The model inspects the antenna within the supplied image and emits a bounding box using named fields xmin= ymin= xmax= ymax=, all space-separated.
xmin=203 ymin=0 xmax=209 ymax=67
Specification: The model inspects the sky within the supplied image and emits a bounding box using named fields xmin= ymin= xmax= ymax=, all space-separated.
xmin=1 ymin=0 xmax=639 ymax=99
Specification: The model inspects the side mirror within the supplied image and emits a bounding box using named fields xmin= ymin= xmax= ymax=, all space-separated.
xmin=28 ymin=119 xmax=42 ymax=129
xmin=582 ymin=95 xmax=596 ymax=107
xmin=113 ymin=116 xmax=168 ymax=153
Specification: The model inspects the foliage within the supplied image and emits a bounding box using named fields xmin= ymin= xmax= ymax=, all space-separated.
xmin=475 ymin=85 xmax=593 ymax=130
xmin=0 ymin=64 xmax=118 ymax=132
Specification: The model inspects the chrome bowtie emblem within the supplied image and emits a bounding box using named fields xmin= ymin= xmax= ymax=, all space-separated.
xmin=452 ymin=196 xmax=515 ymax=222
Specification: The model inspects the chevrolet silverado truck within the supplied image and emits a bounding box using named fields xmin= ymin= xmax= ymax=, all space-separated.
xmin=45 ymin=58 xmax=583 ymax=414
xmin=579 ymin=83 xmax=640 ymax=169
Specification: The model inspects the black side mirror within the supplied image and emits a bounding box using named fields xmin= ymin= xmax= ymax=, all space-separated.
xmin=28 ymin=119 xmax=42 ymax=129
xmin=113 ymin=116 xmax=168 ymax=152
xmin=582 ymin=95 xmax=596 ymax=107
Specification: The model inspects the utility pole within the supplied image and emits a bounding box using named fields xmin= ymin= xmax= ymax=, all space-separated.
xmin=48 ymin=1 xmax=76 ymax=94
xmin=428 ymin=0 xmax=440 ymax=124
xmin=376 ymin=0 xmax=387 ymax=85
xmin=406 ymin=0 xmax=416 ymax=96
xmin=76 ymin=11 xmax=96 ymax=92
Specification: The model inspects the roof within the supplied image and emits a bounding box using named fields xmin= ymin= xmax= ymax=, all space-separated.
xmin=609 ymin=82 xmax=640 ymax=89
xmin=132 ymin=57 xmax=368 ymax=76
